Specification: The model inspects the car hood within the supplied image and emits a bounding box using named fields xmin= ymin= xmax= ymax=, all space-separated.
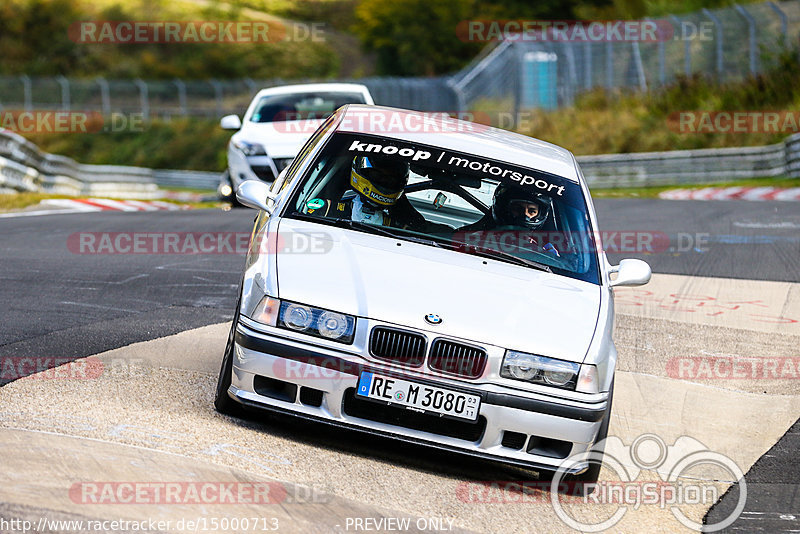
xmin=239 ymin=120 xmax=323 ymax=158
xmin=275 ymin=218 xmax=601 ymax=363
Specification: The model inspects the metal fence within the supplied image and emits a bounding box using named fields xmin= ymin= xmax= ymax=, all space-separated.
xmin=450 ymin=0 xmax=800 ymax=114
xmin=0 ymin=75 xmax=460 ymax=119
xmin=0 ymin=1 xmax=796 ymax=119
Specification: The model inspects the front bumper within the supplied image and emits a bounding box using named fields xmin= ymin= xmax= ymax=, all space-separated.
xmin=227 ymin=148 xmax=292 ymax=186
xmin=229 ymin=322 xmax=608 ymax=474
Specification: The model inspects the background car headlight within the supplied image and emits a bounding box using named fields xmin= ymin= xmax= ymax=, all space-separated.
xmin=500 ymin=351 xmax=580 ymax=390
xmin=232 ymin=139 xmax=267 ymax=156
xmin=277 ymin=300 xmax=355 ymax=344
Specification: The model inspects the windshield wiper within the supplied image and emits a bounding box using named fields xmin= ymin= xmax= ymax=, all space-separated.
xmin=457 ymin=243 xmax=552 ymax=273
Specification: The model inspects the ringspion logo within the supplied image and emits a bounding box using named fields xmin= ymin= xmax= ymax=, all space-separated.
xmin=457 ymin=434 xmax=747 ymax=531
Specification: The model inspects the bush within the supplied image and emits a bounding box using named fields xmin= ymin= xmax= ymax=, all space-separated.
xmin=0 ymin=0 xmax=340 ymax=79
xmin=516 ymin=50 xmax=800 ymax=155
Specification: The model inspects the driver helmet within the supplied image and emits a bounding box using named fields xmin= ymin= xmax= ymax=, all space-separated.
xmin=492 ymin=184 xmax=552 ymax=230
xmin=351 ymin=155 xmax=409 ymax=209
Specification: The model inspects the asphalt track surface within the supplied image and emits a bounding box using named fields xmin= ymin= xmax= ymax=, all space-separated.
xmin=0 ymin=199 xmax=798 ymax=532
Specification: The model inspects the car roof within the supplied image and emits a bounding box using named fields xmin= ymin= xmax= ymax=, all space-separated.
xmin=255 ymin=83 xmax=370 ymax=97
xmin=332 ymin=105 xmax=579 ymax=182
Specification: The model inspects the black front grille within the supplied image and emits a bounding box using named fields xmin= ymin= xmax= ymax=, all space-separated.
xmin=369 ymin=327 xmax=426 ymax=367
xmin=428 ymin=339 xmax=487 ymax=378
xmin=299 ymin=386 xmax=324 ymax=407
xmin=342 ymin=388 xmax=486 ymax=442
xmin=250 ymin=165 xmax=276 ymax=182
xmin=501 ymin=431 xmax=527 ymax=450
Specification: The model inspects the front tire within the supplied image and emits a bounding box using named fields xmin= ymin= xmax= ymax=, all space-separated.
xmin=559 ymin=378 xmax=614 ymax=495
xmin=214 ymin=296 xmax=244 ymax=416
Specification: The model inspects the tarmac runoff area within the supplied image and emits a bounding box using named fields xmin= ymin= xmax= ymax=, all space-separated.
xmin=0 ymin=273 xmax=797 ymax=533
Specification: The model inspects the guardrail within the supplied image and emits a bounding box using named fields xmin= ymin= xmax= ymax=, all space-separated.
xmin=1 ymin=128 xmax=799 ymax=197
xmin=0 ymin=129 xmax=219 ymax=197
xmin=579 ymin=138 xmax=795 ymax=188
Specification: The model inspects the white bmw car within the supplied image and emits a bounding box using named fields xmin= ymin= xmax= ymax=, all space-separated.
xmin=218 ymin=83 xmax=374 ymax=201
xmin=215 ymin=105 xmax=651 ymax=492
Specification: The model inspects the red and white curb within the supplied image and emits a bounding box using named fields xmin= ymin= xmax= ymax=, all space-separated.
xmin=41 ymin=198 xmax=191 ymax=212
xmin=0 ymin=198 xmax=191 ymax=219
xmin=659 ymin=187 xmax=800 ymax=201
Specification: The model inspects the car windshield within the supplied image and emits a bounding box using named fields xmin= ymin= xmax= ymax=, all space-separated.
xmin=250 ymin=92 xmax=367 ymax=123
xmin=284 ymin=132 xmax=600 ymax=284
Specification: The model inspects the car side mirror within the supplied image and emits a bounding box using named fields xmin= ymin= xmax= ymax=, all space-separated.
xmin=220 ymin=114 xmax=242 ymax=130
xmin=609 ymin=258 xmax=651 ymax=287
xmin=236 ymin=180 xmax=276 ymax=213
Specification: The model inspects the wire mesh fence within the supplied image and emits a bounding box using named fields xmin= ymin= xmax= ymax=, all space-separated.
xmin=451 ymin=0 xmax=799 ymax=116
xmin=0 ymin=1 xmax=795 ymax=121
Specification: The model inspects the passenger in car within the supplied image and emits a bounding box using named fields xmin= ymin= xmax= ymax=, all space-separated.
xmin=457 ymin=184 xmax=561 ymax=257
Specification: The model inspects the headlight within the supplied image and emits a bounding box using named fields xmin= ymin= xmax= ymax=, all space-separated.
xmin=317 ymin=311 xmax=350 ymax=339
xmin=283 ymin=303 xmax=315 ymax=330
xmin=277 ymin=300 xmax=355 ymax=344
xmin=232 ymin=139 xmax=267 ymax=156
xmin=501 ymin=351 xmax=580 ymax=390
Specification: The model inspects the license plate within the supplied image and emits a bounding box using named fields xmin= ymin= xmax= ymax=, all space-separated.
xmin=356 ymin=372 xmax=481 ymax=421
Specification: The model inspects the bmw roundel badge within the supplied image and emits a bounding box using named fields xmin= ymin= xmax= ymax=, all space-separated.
xmin=424 ymin=313 xmax=443 ymax=325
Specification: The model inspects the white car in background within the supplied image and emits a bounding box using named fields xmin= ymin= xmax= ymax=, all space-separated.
xmin=218 ymin=83 xmax=374 ymax=202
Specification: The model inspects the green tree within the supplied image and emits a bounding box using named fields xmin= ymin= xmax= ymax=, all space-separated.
xmin=353 ymin=0 xmax=618 ymax=76
xmin=354 ymin=0 xmax=482 ymax=76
